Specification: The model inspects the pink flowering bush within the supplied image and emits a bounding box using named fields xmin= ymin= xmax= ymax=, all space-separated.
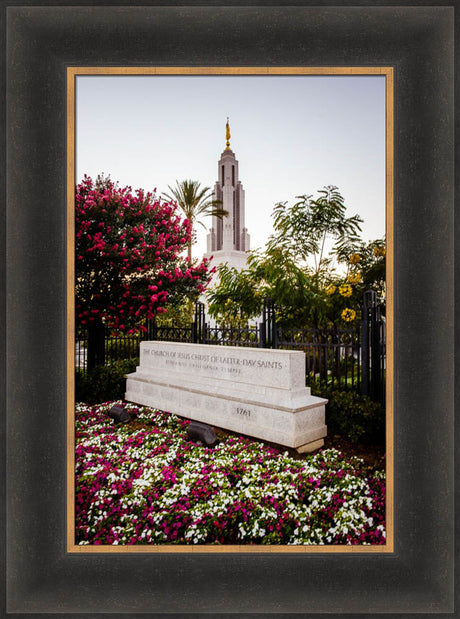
xmin=75 ymin=175 xmax=212 ymax=334
xmin=75 ymin=402 xmax=386 ymax=546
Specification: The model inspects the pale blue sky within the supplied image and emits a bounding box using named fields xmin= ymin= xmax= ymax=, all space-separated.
xmin=76 ymin=75 xmax=386 ymax=259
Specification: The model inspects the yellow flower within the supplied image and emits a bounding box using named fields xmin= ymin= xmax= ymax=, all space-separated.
xmin=341 ymin=308 xmax=356 ymax=322
xmin=349 ymin=253 xmax=361 ymax=264
xmin=325 ymin=284 xmax=336 ymax=296
xmin=347 ymin=272 xmax=361 ymax=285
xmin=373 ymin=245 xmax=386 ymax=257
xmin=339 ymin=283 xmax=353 ymax=298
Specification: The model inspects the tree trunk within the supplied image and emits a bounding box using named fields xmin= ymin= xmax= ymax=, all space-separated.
xmin=87 ymin=317 xmax=106 ymax=371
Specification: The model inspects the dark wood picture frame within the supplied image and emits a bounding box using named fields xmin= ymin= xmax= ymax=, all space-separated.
xmin=3 ymin=4 xmax=455 ymax=614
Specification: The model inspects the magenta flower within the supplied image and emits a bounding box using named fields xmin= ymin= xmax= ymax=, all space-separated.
xmin=75 ymin=402 xmax=386 ymax=547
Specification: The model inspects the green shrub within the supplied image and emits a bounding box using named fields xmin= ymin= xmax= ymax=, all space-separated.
xmin=75 ymin=358 xmax=139 ymax=404
xmin=310 ymin=382 xmax=385 ymax=445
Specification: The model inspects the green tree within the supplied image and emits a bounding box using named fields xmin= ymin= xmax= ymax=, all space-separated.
xmin=163 ymin=180 xmax=227 ymax=262
xmin=207 ymin=261 xmax=262 ymax=326
xmin=207 ymin=248 xmax=326 ymax=328
xmin=267 ymin=186 xmax=363 ymax=284
xmin=207 ymin=187 xmax=385 ymax=330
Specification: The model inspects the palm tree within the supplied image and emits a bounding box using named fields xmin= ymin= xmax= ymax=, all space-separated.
xmin=164 ymin=180 xmax=228 ymax=262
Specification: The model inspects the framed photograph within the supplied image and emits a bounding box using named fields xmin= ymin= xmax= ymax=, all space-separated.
xmin=4 ymin=4 xmax=454 ymax=614
xmin=68 ymin=66 xmax=393 ymax=554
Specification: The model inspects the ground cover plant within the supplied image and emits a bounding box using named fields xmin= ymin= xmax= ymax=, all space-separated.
xmin=75 ymin=402 xmax=386 ymax=546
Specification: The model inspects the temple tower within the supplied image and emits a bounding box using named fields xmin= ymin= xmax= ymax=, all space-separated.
xmin=205 ymin=119 xmax=250 ymax=272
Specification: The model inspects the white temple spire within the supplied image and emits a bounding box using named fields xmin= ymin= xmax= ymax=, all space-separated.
xmin=204 ymin=122 xmax=250 ymax=273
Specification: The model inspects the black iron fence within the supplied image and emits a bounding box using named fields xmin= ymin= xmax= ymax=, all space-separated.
xmin=203 ymin=323 xmax=261 ymax=347
xmin=76 ymin=294 xmax=386 ymax=404
xmin=75 ymin=330 xmax=141 ymax=370
xmin=277 ymin=325 xmax=361 ymax=392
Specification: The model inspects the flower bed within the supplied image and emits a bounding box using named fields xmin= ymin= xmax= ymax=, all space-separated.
xmin=75 ymin=402 xmax=386 ymax=545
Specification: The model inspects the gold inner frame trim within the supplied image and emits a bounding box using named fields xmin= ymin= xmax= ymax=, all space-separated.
xmin=67 ymin=66 xmax=394 ymax=554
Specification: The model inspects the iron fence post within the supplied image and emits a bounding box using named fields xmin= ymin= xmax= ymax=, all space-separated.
xmin=371 ymin=300 xmax=382 ymax=402
xmin=261 ymin=298 xmax=277 ymax=348
xmin=272 ymin=306 xmax=278 ymax=349
xmin=194 ymin=302 xmax=205 ymax=344
xmin=360 ymin=289 xmax=386 ymax=404
xmin=147 ymin=317 xmax=158 ymax=341
xmin=260 ymin=298 xmax=267 ymax=348
xmin=361 ymin=292 xmax=371 ymax=396
xmin=87 ymin=318 xmax=106 ymax=371
xmin=259 ymin=320 xmax=266 ymax=348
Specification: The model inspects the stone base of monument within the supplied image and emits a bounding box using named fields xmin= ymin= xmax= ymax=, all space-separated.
xmin=296 ymin=438 xmax=325 ymax=453
xmin=125 ymin=341 xmax=328 ymax=451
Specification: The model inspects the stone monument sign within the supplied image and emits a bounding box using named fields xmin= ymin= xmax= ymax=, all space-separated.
xmin=125 ymin=341 xmax=327 ymax=452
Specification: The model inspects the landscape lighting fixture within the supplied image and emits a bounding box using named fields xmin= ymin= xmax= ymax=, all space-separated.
xmin=186 ymin=421 xmax=217 ymax=447
xmin=107 ymin=404 xmax=131 ymax=424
